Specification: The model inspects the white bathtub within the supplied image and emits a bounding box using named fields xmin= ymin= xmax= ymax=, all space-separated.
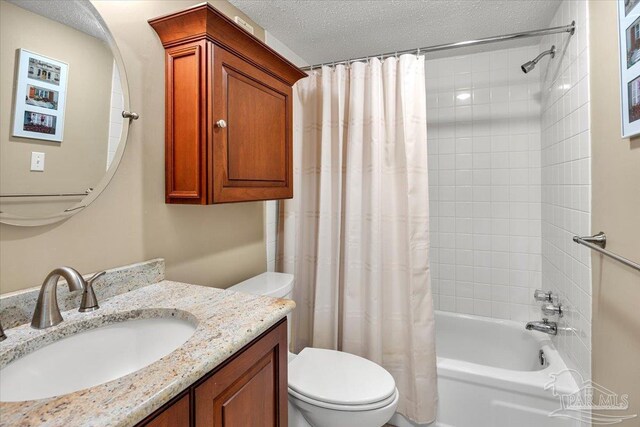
xmin=390 ymin=311 xmax=579 ymax=427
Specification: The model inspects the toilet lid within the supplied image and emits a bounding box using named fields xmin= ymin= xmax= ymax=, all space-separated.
xmin=288 ymin=348 xmax=396 ymax=406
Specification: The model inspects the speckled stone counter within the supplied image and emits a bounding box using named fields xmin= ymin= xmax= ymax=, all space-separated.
xmin=0 ymin=281 xmax=295 ymax=427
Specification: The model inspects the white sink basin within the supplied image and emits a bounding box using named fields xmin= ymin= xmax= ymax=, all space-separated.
xmin=0 ymin=317 xmax=196 ymax=402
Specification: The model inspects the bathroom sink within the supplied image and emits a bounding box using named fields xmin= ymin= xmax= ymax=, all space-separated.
xmin=0 ymin=317 xmax=196 ymax=402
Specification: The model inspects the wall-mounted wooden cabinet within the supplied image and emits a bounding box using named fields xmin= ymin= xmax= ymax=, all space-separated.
xmin=149 ymin=5 xmax=306 ymax=204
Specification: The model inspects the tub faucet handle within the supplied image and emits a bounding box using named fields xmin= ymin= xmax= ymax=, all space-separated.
xmin=534 ymin=289 xmax=552 ymax=302
xmin=542 ymin=302 xmax=563 ymax=317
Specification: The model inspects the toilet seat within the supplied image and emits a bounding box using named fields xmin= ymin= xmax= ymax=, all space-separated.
xmin=288 ymin=386 xmax=399 ymax=412
xmin=288 ymin=348 xmax=397 ymax=411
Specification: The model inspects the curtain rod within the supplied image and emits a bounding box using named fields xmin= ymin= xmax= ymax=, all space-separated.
xmin=300 ymin=21 xmax=575 ymax=71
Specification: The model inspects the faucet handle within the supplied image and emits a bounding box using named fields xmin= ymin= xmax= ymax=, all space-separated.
xmin=534 ymin=289 xmax=553 ymax=302
xmin=87 ymin=271 xmax=106 ymax=284
xmin=542 ymin=302 xmax=563 ymax=317
xmin=79 ymin=271 xmax=105 ymax=313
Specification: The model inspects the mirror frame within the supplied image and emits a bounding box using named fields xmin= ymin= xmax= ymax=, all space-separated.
xmin=0 ymin=0 xmax=133 ymax=227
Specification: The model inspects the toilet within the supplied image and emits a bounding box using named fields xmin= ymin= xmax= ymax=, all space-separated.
xmin=230 ymin=272 xmax=399 ymax=427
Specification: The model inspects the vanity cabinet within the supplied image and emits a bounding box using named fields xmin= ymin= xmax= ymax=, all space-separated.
xmin=194 ymin=316 xmax=287 ymax=426
xmin=149 ymin=5 xmax=307 ymax=204
xmin=143 ymin=394 xmax=190 ymax=427
xmin=137 ymin=319 xmax=288 ymax=427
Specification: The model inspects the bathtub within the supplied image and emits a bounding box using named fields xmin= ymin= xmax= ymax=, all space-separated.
xmin=390 ymin=311 xmax=580 ymax=427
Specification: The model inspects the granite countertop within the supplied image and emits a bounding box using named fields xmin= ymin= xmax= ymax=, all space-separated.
xmin=0 ymin=280 xmax=295 ymax=427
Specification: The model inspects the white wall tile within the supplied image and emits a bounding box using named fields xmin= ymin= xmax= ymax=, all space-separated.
xmin=539 ymin=0 xmax=591 ymax=383
xmin=427 ymin=44 xmax=543 ymax=323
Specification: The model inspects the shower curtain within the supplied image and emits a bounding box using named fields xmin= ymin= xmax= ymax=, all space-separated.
xmin=278 ymin=55 xmax=437 ymax=423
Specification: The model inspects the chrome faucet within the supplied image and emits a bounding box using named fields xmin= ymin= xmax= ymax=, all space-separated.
xmin=31 ymin=267 xmax=105 ymax=329
xmin=526 ymin=318 xmax=558 ymax=335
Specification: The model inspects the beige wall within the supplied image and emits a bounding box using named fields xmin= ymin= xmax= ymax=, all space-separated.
xmin=0 ymin=1 xmax=113 ymax=217
xmin=0 ymin=0 xmax=267 ymax=294
xmin=589 ymin=1 xmax=640 ymax=423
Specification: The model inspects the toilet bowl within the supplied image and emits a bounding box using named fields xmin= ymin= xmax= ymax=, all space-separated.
xmin=230 ymin=273 xmax=399 ymax=427
xmin=287 ymin=347 xmax=399 ymax=427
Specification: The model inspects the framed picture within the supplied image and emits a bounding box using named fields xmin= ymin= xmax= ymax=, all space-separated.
xmin=619 ymin=0 xmax=640 ymax=137
xmin=626 ymin=0 xmax=640 ymax=16
xmin=11 ymin=49 xmax=68 ymax=142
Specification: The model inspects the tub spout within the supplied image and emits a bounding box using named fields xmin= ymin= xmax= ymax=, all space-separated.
xmin=526 ymin=318 xmax=557 ymax=335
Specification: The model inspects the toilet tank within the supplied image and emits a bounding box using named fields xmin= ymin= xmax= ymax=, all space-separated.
xmin=229 ymin=272 xmax=294 ymax=299
xmin=229 ymin=272 xmax=295 ymax=350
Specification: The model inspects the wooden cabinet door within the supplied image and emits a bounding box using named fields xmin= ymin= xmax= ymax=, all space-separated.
xmin=164 ymin=41 xmax=209 ymax=204
xmin=194 ymin=320 xmax=288 ymax=427
xmin=212 ymin=46 xmax=293 ymax=203
xmin=141 ymin=393 xmax=190 ymax=427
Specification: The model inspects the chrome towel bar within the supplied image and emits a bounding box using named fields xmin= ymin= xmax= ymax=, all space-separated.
xmin=573 ymin=232 xmax=640 ymax=273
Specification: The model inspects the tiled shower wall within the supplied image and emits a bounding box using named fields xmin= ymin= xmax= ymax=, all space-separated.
xmin=424 ymin=0 xmax=592 ymax=381
xmin=539 ymin=0 xmax=592 ymax=380
xmin=426 ymin=45 xmax=544 ymax=321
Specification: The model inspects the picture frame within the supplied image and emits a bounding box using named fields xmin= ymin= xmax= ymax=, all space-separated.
xmin=618 ymin=0 xmax=640 ymax=137
xmin=11 ymin=49 xmax=68 ymax=142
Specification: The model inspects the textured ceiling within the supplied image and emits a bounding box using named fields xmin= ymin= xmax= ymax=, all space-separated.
xmin=7 ymin=0 xmax=109 ymax=42
xmin=229 ymin=0 xmax=563 ymax=65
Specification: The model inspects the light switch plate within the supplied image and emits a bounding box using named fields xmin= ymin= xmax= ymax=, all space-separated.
xmin=30 ymin=152 xmax=45 ymax=171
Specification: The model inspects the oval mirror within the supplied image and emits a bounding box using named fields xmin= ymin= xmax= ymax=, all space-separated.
xmin=0 ymin=0 xmax=132 ymax=226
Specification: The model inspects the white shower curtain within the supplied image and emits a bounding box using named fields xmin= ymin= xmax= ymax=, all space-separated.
xmin=278 ymin=55 xmax=437 ymax=423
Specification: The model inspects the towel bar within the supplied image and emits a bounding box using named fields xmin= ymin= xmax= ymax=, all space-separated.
xmin=573 ymin=232 xmax=640 ymax=273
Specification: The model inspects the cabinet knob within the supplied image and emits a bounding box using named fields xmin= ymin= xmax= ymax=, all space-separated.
xmin=216 ymin=119 xmax=227 ymax=128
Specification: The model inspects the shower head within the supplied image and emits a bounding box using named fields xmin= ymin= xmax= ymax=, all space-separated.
xmin=520 ymin=60 xmax=537 ymax=74
xmin=521 ymin=45 xmax=556 ymax=73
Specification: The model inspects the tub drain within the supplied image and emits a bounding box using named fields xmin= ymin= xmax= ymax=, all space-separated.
xmin=539 ymin=349 xmax=546 ymax=366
